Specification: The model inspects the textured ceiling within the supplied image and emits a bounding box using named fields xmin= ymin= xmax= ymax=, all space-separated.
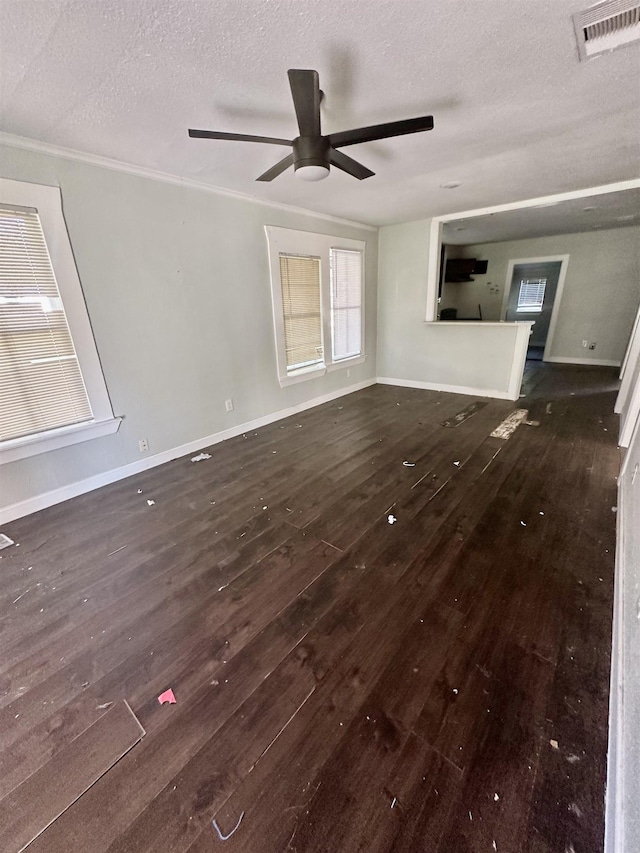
xmin=0 ymin=0 xmax=639 ymax=226
xmin=442 ymin=187 xmax=640 ymax=244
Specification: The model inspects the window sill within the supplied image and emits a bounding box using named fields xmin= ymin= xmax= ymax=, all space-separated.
xmin=326 ymin=354 xmax=366 ymax=372
xmin=0 ymin=417 xmax=122 ymax=465
xmin=278 ymin=365 xmax=327 ymax=387
xmin=278 ymin=353 xmax=367 ymax=387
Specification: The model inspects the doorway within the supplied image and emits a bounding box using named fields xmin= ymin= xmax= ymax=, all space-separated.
xmin=503 ymin=257 xmax=567 ymax=361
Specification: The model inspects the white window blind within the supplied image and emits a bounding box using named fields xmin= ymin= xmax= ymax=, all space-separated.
xmin=330 ymin=248 xmax=362 ymax=361
xmin=516 ymin=278 xmax=547 ymax=313
xmin=0 ymin=205 xmax=93 ymax=442
xmin=279 ymin=254 xmax=323 ymax=371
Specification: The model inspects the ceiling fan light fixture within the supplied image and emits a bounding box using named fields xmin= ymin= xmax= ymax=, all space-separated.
xmin=295 ymin=164 xmax=330 ymax=181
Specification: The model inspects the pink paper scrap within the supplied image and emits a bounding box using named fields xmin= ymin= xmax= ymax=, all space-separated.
xmin=158 ymin=688 xmax=176 ymax=705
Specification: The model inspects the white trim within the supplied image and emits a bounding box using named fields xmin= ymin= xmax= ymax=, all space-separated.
xmin=264 ymin=226 xmax=366 ymax=388
xmin=326 ymin=354 xmax=366 ymax=372
xmin=426 ymin=179 xmax=640 ymax=320
xmin=0 ymin=379 xmax=376 ymax=525
xmin=500 ymin=255 xmax=570 ymax=360
xmin=428 ymin=320 xmax=525 ymax=328
xmin=425 ymin=218 xmax=443 ymax=321
xmin=544 ymin=356 xmax=621 ymax=367
xmin=376 ymin=376 xmax=513 ymax=400
xmin=432 ymin=179 xmax=640 ymax=225
xmin=619 ymin=369 xmax=640 ymax=448
xmin=0 ymin=417 xmax=121 ymax=464
xmin=278 ymin=365 xmax=326 ymax=386
xmin=615 ymin=304 xmax=640 ymax=414
xmin=508 ymin=323 xmax=534 ymax=400
xmin=0 ymin=131 xmax=376 ymax=233
xmin=0 ymin=177 xmax=117 ymax=458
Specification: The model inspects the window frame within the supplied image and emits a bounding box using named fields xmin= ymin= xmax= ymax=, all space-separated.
xmin=0 ymin=178 xmax=120 ymax=464
xmin=265 ymin=226 xmax=366 ymax=388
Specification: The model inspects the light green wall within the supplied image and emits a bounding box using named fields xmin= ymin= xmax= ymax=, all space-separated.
xmin=0 ymin=144 xmax=377 ymax=509
xmin=377 ymin=220 xmax=520 ymax=394
xmin=451 ymin=227 xmax=640 ymax=362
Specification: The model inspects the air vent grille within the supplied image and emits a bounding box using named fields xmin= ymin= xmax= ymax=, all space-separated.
xmin=574 ymin=0 xmax=640 ymax=59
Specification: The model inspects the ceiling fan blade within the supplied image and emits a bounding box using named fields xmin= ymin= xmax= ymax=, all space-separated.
xmin=287 ymin=69 xmax=321 ymax=137
xmin=256 ymin=153 xmax=295 ymax=182
xmin=329 ymin=115 xmax=434 ymax=148
xmin=329 ymin=148 xmax=375 ymax=180
xmin=188 ymin=129 xmax=292 ymax=146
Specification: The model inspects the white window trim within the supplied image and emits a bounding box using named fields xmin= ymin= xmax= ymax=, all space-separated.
xmin=265 ymin=226 xmax=366 ymax=388
xmin=0 ymin=177 xmax=120 ymax=464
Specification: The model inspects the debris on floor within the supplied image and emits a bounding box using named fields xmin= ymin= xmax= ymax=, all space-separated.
xmin=550 ymin=739 xmax=559 ymax=749
xmin=441 ymin=401 xmax=488 ymax=428
xmin=158 ymin=688 xmax=177 ymax=705
xmin=212 ymin=811 xmax=244 ymax=841
xmin=402 ymin=461 xmax=416 ymax=467
xmin=107 ymin=545 xmax=127 ymax=557
xmin=490 ymin=409 xmax=528 ymax=440
xmin=0 ymin=533 xmax=15 ymax=549
xmin=12 ymin=589 xmax=30 ymax=604
xmin=387 ymin=514 xmax=397 ymax=525
xmin=191 ymin=452 xmax=212 ymax=462
xmin=147 ymin=499 xmax=155 ymax=506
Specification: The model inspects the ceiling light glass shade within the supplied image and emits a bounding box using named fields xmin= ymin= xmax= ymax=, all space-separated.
xmin=296 ymin=165 xmax=330 ymax=181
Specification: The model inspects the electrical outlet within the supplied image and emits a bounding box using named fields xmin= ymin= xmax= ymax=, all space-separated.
xmin=582 ymin=340 xmax=588 ymax=348
xmin=138 ymin=438 xmax=149 ymax=452
xmin=225 ymin=399 xmax=234 ymax=413
xmin=589 ymin=342 xmax=596 ymax=350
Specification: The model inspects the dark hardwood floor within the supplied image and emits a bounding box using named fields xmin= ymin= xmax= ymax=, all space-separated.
xmin=0 ymin=364 xmax=620 ymax=852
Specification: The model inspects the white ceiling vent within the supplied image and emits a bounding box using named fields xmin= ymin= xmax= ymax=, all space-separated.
xmin=574 ymin=0 xmax=640 ymax=59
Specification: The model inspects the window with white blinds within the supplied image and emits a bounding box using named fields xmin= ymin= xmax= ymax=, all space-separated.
xmin=330 ymin=248 xmax=362 ymax=361
xmin=266 ymin=226 xmax=365 ymax=387
xmin=0 ymin=205 xmax=93 ymax=442
xmin=516 ymin=278 xmax=547 ymax=313
xmin=279 ymin=254 xmax=323 ymax=371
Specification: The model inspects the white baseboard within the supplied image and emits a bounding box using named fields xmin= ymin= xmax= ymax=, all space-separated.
xmin=377 ymin=376 xmax=513 ymax=400
xmin=0 ymin=378 xmax=376 ymax=525
xmin=545 ymin=356 xmax=621 ymax=367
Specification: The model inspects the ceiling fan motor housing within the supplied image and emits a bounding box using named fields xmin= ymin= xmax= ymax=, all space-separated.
xmin=292 ymin=135 xmax=331 ymax=171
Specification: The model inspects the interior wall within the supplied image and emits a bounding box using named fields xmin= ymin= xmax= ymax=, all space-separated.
xmin=451 ymin=227 xmax=640 ymax=363
xmin=0 ymin=144 xmax=378 ymax=514
xmin=377 ymin=220 xmax=526 ymax=396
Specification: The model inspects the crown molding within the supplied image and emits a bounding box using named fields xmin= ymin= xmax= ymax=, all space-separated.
xmin=0 ymin=132 xmax=377 ymax=233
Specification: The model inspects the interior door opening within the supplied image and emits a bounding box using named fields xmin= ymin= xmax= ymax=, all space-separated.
xmin=504 ymin=260 xmax=563 ymax=361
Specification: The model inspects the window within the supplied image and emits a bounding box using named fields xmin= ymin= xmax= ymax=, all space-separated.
xmin=331 ymin=249 xmax=362 ymax=361
xmin=516 ymin=278 xmax=547 ymax=313
xmin=0 ymin=178 xmax=120 ymax=464
xmin=279 ymin=254 xmax=323 ymax=371
xmin=265 ymin=227 xmax=365 ymax=387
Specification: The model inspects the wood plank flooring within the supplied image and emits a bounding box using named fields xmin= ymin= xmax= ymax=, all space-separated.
xmin=0 ymin=364 xmax=620 ymax=852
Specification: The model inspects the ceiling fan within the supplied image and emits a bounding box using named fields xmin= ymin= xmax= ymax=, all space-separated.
xmin=188 ymin=69 xmax=434 ymax=182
